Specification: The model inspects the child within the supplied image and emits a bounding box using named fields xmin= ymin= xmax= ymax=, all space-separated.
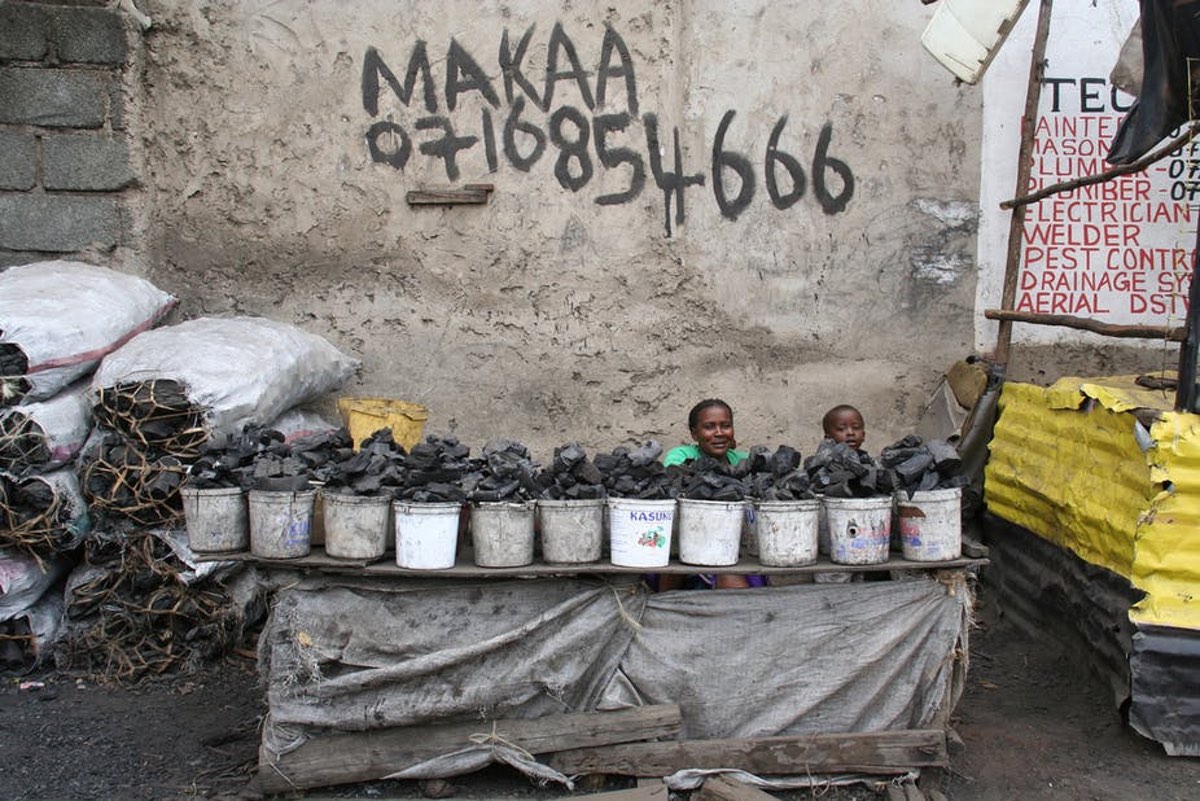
xmin=815 ymin=404 xmax=868 ymax=586
xmin=822 ymin=404 xmax=865 ymax=451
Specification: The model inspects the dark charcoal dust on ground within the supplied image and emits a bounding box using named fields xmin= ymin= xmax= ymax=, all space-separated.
xmin=3 ymin=583 xmax=1199 ymax=800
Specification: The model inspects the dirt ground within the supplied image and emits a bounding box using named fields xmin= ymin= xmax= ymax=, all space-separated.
xmin=2 ymin=580 xmax=1198 ymax=801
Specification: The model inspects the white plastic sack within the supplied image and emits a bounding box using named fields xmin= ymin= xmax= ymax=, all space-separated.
xmin=0 ymin=261 xmax=177 ymax=404
xmin=0 ymin=548 xmax=68 ymax=622
xmin=0 ymin=467 xmax=91 ymax=555
xmin=269 ymin=408 xmax=340 ymax=443
xmin=91 ymin=316 xmax=359 ymax=441
xmin=0 ymin=380 xmax=92 ymax=474
xmin=0 ymin=585 xmax=65 ymax=672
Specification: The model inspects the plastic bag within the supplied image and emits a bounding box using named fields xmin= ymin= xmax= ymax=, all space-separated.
xmin=0 ymin=261 xmax=176 ymax=405
xmin=0 ymin=467 xmax=91 ymax=556
xmin=91 ymin=316 xmax=359 ymax=445
xmin=1106 ymin=0 xmax=1200 ymax=165
xmin=0 ymin=548 xmax=68 ymax=622
xmin=0 ymin=380 xmax=93 ymax=474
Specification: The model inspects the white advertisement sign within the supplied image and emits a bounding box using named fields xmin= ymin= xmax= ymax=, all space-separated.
xmin=976 ymin=0 xmax=1195 ymax=349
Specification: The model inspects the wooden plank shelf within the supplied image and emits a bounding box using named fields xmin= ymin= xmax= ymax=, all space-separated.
xmin=195 ymin=546 xmax=985 ymax=577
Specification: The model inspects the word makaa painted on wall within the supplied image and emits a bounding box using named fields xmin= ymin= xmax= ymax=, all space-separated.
xmin=360 ymin=23 xmax=856 ymax=236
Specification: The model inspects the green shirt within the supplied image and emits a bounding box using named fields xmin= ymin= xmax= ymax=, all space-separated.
xmin=662 ymin=444 xmax=749 ymax=467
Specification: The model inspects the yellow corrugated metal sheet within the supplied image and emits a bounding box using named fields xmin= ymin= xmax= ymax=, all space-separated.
xmin=985 ymin=375 xmax=1200 ymax=630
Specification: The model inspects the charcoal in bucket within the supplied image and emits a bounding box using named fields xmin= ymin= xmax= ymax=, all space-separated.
xmin=180 ymin=485 xmax=248 ymax=553
xmin=249 ymin=489 xmax=316 ymax=559
xmin=677 ymin=498 xmax=743 ymax=566
xmin=537 ymin=499 xmax=604 ymax=563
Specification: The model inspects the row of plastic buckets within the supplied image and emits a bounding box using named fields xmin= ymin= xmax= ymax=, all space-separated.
xmin=178 ymin=488 xmax=607 ymax=566
xmin=814 ymin=489 xmax=964 ymax=565
xmin=617 ymin=491 xmax=964 ymax=568
xmin=180 ymin=488 xmax=963 ymax=570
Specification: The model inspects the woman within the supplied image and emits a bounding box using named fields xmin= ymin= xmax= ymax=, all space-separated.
xmin=663 ymin=398 xmax=748 ymax=466
xmin=656 ymin=398 xmax=765 ymax=590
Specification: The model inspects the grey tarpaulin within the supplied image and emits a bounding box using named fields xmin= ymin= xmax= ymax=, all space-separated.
xmin=260 ymin=573 xmax=969 ymax=784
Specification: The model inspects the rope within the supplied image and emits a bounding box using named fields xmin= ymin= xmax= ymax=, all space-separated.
xmin=604 ymin=580 xmax=644 ymax=631
xmin=467 ymin=721 xmax=536 ymax=763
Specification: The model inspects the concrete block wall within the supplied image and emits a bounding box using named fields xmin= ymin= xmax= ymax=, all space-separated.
xmin=0 ymin=0 xmax=132 ymax=268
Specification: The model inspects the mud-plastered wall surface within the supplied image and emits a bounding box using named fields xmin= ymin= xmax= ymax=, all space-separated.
xmin=128 ymin=0 xmax=981 ymax=457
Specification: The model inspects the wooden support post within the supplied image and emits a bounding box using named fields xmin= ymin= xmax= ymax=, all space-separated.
xmin=994 ymin=0 xmax=1054 ymax=366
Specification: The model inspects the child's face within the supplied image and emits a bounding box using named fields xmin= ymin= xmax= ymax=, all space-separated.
xmin=825 ymin=410 xmax=865 ymax=450
xmin=691 ymin=405 xmax=736 ymax=459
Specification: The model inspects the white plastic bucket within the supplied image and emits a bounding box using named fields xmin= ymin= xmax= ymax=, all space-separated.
xmin=248 ymin=489 xmax=316 ymax=559
xmin=898 ymin=487 xmax=963 ymax=561
xmin=823 ymin=495 xmax=893 ymax=565
xmin=741 ymin=505 xmax=759 ymax=557
xmin=471 ymin=501 xmax=535 ymax=567
xmin=538 ymin=498 xmax=604 ymax=564
xmin=608 ymin=498 xmax=674 ymax=568
xmin=180 ymin=486 xmax=247 ymax=553
xmin=322 ymin=491 xmax=390 ymax=560
xmin=816 ymin=496 xmax=830 ymax=555
xmin=755 ymin=499 xmax=820 ymax=567
xmin=677 ymin=499 xmax=744 ymax=566
xmin=394 ymin=501 xmax=461 ymax=569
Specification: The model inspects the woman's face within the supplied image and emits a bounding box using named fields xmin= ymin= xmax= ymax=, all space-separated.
xmin=691 ymin=405 xmax=735 ymax=459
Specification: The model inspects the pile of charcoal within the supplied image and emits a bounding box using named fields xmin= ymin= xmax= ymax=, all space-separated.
xmin=669 ymin=454 xmax=749 ymax=501
xmin=595 ymin=441 xmax=675 ymax=499
xmin=313 ymin=428 xmax=407 ymax=495
xmin=878 ymin=435 xmax=967 ymax=496
xmin=803 ymin=440 xmax=895 ymax=498
xmin=0 ymin=471 xmax=72 ymax=555
xmin=92 ymin=378 xmax=208 ymax=459
xmin=534 ymin=442 xmax=606 ymax=500
xmin=470 ymin=439 xmax=539 ymax=502
xmin=395 ymin=434 xmax=477 ymax=502
xmin=742 ymin=445 xmax=816 ymax=501
xmin=58 ymin=529 xmax=259 ymax=682
xmin=79 ymin=431 xmax=189 ymax=526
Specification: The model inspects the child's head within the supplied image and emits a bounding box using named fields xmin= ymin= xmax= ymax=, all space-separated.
xmin=822 ymin=404 xmax=865 ymax=450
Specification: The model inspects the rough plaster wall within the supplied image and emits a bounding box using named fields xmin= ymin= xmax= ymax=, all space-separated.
xmin=128 ymin=0 xmax=982 ymax=460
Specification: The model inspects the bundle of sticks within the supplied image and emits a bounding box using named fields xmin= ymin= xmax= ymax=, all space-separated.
xmin=59 ymin=530 xmax=251 ymax=682
xmin=92 ymin=379 xmax=208 ymax=459
xmin=0 ymin=471 xmax=68 ymax=558
xmin=79 ymin=433 xmax=188 ymax=526
xmin=0 ymin=408 xmax=50 ymax=470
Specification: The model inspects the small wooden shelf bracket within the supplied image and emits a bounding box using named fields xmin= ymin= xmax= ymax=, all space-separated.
xmin=406 ymin=183 xmax=494 ymax=206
